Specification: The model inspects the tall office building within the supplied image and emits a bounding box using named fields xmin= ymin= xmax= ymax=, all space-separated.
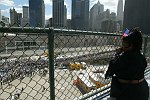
xmin=2 ymin=16 xmax=9 ymax=25
xmin=10 ymin=8 xmax=18 ymax=26
xmin=103 ymin=9 xmax=111 ymax=20
xmin=64 ymin=5 xmax=67 ymax=27
xmin=23 ymin=6 xmax=29 ymax=18
xmin=110 ymin=12 xmax=116 ymax=21
xmin=123 ymin=0 xmax=150 ymax=34
xmin=21 ymin=6 xmax=29 ymax=27
xmin=53 ymin=0 xmax=65 ymax=28
xmin=117 ymin=0 xmax=123 ymax=23
xmin=72 ymin=0 xmax=89 ymax=30
xmin=29 ymin=0 xmax=45 ymax=27
xmin=89 ymin=1 xmax=104 ymax=30
xmin=10 ymin=8 xmax=22 ymax=26
xmin=0 ymin=9 xmax=1 ymax=21
xmin=17 ymin=13 xmax=22 ymax=26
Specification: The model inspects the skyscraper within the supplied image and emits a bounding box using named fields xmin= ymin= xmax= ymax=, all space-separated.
xmin=64 ymin=5 xmax=67 ymax=27
xmin=0 ymin=9 xmax=1 ymax=21
xmin=10 ymin=8 xmax=18 ymax=26
xmin=53 ymin=0 xmax=65 ymax=28
xmin=2 ymin=16 xmax=9 ymax=25
xmin=29 ymin=0 xmax=45 ymax=27
xmin=21 ymin=6 xmax=29 ymax=27
xmin=17 ymin=13 xmax=22 ymax=26
xmin=123 ymin=0 xmax=150 ymax=34
xmin=23 ymin=6 xmax=29 ymax=18
xmin=117 ymin=0 xmax=123 ymax=23
xmin=72 ymin=0 xmax=89 ymax=30
xmin=89 ymin=1 xmax=104 ymax=31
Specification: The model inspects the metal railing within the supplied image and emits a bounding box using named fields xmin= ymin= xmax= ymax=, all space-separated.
xmin=0 ymin=26 xmax=149 ymax=100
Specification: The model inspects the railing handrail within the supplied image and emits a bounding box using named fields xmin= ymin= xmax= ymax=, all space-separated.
xmin=0 ymin=27 xmax=122 ymax=36
xmin=0 ymin=26 xmax=150 ymax=36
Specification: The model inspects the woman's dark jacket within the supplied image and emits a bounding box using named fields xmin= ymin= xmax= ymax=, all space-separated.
xmin=105 ymin=50 xmax=149 ymax=100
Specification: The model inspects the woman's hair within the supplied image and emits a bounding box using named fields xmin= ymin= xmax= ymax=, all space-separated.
xmin=122 ymin=27 xmax=142 ymax=50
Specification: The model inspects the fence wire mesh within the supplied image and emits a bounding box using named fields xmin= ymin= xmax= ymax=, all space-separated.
xmin=0 ymin=27 xmax=149 ymax=100
xmin=0 ymin=27 xmax=49 ymax=100
xmin=53 ymin=31 xmax=121 ymax=100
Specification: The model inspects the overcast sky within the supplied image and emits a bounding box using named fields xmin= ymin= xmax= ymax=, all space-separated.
xmin=0 ymin=0 xmax=124 ymax=20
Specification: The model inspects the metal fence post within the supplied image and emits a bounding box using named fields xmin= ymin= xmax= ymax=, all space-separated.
xmin=143 ymin=36 xmax=148 ymax=57
xmin=48 ymin=28 xmax=55 ymax=100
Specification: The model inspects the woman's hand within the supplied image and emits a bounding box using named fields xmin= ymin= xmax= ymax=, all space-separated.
xmin=116 ymin=47 xmax=123 ymax=54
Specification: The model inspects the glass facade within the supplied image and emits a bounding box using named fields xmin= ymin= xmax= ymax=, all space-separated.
xmin=53 ymin=0 xmax=65 ymax=28
xmin=72 ymin=0 xmax=89 ymax=30
xmin=29 ymin=0 xmax=45 ymax=27
xmin=123 ymin=0 xmax=150 ymax=34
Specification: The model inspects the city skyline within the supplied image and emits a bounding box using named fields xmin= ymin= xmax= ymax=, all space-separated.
xmin=0 ymin=0 xmax=124 ymax=20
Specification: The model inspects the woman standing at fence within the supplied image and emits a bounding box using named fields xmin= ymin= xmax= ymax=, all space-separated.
xmin=105 ymin=27 xmax=149 ymax=100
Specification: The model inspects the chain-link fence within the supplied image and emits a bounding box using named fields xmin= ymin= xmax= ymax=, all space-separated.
xmin=0 ymin=27 xmax=149 ymax=100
